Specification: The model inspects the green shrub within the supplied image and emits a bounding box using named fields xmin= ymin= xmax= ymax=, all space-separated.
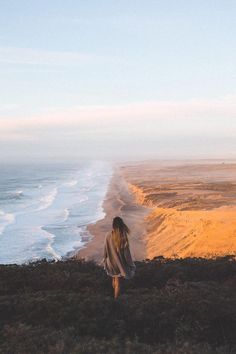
xmin=0 ymin=256 xmax=236 ymax=353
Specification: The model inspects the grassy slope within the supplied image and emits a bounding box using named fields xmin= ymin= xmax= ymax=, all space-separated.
xmin=0 ymin=257 xmax=236 ymax=354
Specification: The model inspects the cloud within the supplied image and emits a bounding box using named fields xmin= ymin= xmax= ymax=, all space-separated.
xmin=1 ymin=96 xmax=236 ymax=162
xmin=51 ymin=14 xmax=162 ymax=30
xmin=0 ymin=95 xmax=235 ymax=141
xmin=0 ymin=104 xmax=19 ymax=112
xmin=0 ymin=47 xmax=91 ymax=66
xmin=0 ymin=133 xmax=35 ymax=141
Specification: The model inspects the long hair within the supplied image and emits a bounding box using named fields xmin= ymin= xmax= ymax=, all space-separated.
xmin=112 ymin=216 xmax=130 ymax=251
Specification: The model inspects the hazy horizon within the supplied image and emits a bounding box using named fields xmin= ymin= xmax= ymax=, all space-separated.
xmin=0 ymin=1 xmax=235 ymax=162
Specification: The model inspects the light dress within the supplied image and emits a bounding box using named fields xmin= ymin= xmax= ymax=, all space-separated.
xmin=103 ymin=231 xmax=136 ymax=279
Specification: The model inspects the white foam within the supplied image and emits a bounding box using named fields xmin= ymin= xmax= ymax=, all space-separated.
xmin=37 ymin=187 xmax=58 ymax=211
xmin=0 ymin=210 xmax=15 ymax=235
xmin=45 ymin=242 xmax=61 ymax=261
xmin=62 ymin=208 xmax=70 ymax=222
xmin=78 ymin=195 xmax=89 ymax=203
xmin=7 ymin=190 xmax=23 ymax=200
xmin=39 ymin=226 xmax=61 ymax=261
xmin=64 ymin=179 xmax=78 ymax=187
xmin=15 ymin=190 xmax=23 ymax=197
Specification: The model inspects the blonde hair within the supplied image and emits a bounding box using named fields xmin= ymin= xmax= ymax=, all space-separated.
xmin=112 ymin=216 xmax=130 ymax=251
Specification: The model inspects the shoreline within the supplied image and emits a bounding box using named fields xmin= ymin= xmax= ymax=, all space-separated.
xmin=73 ymin=160 xmax=236 ymax=263
xmin=74 ymin=165 xmax=151 ymax=263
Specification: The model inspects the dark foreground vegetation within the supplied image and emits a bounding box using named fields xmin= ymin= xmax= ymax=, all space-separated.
xmin=0 ymin=256 xmax=236 ymax=354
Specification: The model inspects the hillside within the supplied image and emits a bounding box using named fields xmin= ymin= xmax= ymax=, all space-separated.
xmin=1 ymin=257 xmax=236 ymax=353
xmin=121 ymin=163 xmax=236 ymax=259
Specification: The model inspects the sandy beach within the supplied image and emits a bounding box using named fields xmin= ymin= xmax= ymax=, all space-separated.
xmin=76 ymin=165 xmax=151 ymax=263
xmin=76 ymin=160 xmax=236 ymax=262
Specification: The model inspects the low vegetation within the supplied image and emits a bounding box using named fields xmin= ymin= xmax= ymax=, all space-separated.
xmin=0 ymin=256 xmax=236 ymax=353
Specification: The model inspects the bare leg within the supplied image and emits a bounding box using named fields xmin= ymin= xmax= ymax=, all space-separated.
xmin=112 ymin=277 xmax=115 ymax=289
xmin=114 ymin=277 xmax=120 ymax=299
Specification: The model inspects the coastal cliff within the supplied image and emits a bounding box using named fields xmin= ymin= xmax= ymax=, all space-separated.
xmin=122 ymin=162 xmax=236 ymax=259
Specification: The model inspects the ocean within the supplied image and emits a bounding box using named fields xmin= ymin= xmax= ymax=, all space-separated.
xmin=0 ymin=161 xmax=113 ymax=264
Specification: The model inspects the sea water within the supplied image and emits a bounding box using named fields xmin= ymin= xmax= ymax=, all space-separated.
xmin=0 ymin=161 xmax=113 ymax=264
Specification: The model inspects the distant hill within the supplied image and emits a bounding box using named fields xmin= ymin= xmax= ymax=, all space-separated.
xmin=0 ymin=256 xmax=236 ymax=353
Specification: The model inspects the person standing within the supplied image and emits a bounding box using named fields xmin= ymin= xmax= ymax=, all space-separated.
xmin=103 ymin=216 xmax=136 ymax=299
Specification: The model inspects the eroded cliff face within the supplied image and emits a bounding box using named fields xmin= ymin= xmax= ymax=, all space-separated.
xmin=145 ymin=205 xmax=236 ymax=259
xmin=122 ymin=163 xmax=236 ymax=259
xmin=127 ymin=183 xmax=154 ymax=207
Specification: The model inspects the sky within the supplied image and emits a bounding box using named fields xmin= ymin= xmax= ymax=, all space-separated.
xmin=0 ymin=0 xmax=236 ymax=162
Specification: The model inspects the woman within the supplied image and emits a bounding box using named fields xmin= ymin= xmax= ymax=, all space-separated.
xmin=103 ymin=216 xmax=136 ymax=299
